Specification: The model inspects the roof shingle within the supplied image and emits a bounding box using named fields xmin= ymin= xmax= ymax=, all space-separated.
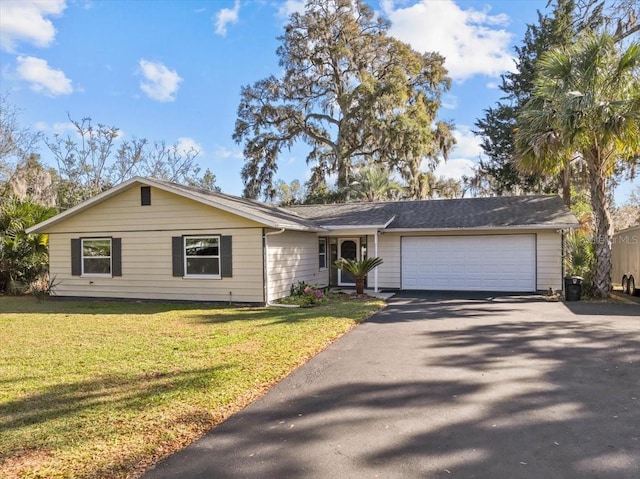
xmin=287 ymin=195 xmax=577 ymax=229
xmin=26 ymin=176 xmax=578 ymax=235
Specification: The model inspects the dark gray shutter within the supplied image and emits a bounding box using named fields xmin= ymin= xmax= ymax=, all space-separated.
xmin=112 ymin=238 xmax=122 ymax=276
xmin=172 ymin=237 xmax=184 ymax=277
xmin=221 ymin=235 xmax=232 ymax=278
xmin=71 ymin=238 xmax=81 ymax=276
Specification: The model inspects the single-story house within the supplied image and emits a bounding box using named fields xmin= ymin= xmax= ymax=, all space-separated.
xmin=27 ymin=177 xmax=578 ymax=303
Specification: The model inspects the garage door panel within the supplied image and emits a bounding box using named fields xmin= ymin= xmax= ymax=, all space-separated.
xmin=449 ymin=266 xmax=465 ymax=276
xmin=401 ymin=235 xmax=536 ymax=292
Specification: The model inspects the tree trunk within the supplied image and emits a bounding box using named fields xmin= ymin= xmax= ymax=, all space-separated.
xmin=355 ymin=277 xmax=365 ymax=295
xmin=588 ymin=153 xmax=613 ymax=298
xmin=336 ymin=154 xmax=350 ymax=201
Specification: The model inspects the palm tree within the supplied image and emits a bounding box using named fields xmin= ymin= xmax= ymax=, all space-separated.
xmin=0 ymin=197 xmax=57 ymax=292
xmin=334 ymin=257 xmax=384 ymax=295
xmin=434 ymin=176 xmax=462 ymax=199
xmin=515 ymin=33 xmax=640 ymax=297
xmin=348 ymin=164 xmax=404 ymax=202
xmin=413 ymin=172 xmax=462 ymax=199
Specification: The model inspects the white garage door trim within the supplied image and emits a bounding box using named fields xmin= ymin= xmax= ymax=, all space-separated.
xmin=401 ymin=234 xmax=536 ymax=292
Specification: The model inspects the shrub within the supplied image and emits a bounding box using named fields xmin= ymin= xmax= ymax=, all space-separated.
xmin=565 ymin=230 xmax=595 ymax=297
xmin=287 ymin=281 xmax=326 ymax=307
xmin=0 ymin=197 xmax=57 ymax=293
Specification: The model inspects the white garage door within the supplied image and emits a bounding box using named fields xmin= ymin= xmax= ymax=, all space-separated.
xmin=401 ymin=235 xmax=536 ymax=292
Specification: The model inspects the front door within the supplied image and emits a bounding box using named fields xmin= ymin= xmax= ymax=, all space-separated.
xmin=338 ymin=238 xmax=359 ymax=286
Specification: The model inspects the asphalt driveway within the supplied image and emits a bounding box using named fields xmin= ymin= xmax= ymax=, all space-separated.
xmin=143 ymin=292 xmax=640 ymax=479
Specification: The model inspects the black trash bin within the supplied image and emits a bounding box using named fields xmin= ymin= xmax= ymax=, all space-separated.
xmin=564 ymin=276 xmax=583 ymax=301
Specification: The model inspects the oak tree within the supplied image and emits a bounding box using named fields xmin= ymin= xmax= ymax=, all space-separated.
xmin=233 ymin=0 xmax=453 ymax=199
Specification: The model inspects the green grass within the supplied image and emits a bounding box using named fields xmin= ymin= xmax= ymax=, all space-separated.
xmin=0 ymin=296 xmax=384 ymax=479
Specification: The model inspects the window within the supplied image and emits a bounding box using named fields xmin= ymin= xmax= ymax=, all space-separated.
xmin=82 ymin=238 xmax=112 ymax=275
xmin=319 ymin=238 xmax=327 ymax=270
xmin=184 ymin=236 xmax=220 ymax=277
xmin=172 ymin=235 xmax=232 ymax=278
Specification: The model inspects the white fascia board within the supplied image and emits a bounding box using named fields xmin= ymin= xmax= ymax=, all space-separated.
xmin=320 ymin=227 xmax=384 ymax=236
xmin=383 ymin=215 xmax=397 ymax=228
xmin=272 ymin=223 xmax=327 ymax=232
xmin=317 ymin=215 xmax=396 ymax=234
xmin=385 ymin=223 xmax=580 ymax=233
xmin=321 ymin=224 xmax=390 ymax=230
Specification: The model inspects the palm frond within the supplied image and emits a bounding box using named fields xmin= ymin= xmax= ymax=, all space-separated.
xmin=334 ymin=257 xmax=383 ymax=277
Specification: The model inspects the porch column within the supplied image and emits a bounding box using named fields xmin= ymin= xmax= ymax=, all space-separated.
xmin=374 ymin=231 xmax=379 ymax=293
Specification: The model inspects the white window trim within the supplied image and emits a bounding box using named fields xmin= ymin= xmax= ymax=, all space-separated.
xmin=184 ymin=235 xmax=222 ymax=279
xmin=319 ymin=237 xmax=328 ymax=271
xmin=81 ymin=237 xmax=112 ymax=277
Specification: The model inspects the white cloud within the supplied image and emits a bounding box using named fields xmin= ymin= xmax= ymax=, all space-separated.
xmin=213 ymin=145 xmax=243 ymax=160
xmin=441 ymin=93 xmax=458 ymax=110
xmin=0 ymin=0 xmax=66 ymax=52
xmin=16 ymin=56 xmax=73 ymax=96
xmin=138 ymin=59 xmax=182 ymax=102
xmin=214 ymin=0 xmax=240 ymax=36
xmin=176 ymin=137 xmax=203 ymax=155
xmin=451 ymin=125 xmax=482 ymax=159
xmin=33 ymin=120 xmax=75 ymax=135
xmin=276 ymin=0 xmax=305 ymax=19
xmin=434 ymin=158 xmax=476 ymax=180
xmin=384 ymin=0 xmax=514 ymax=82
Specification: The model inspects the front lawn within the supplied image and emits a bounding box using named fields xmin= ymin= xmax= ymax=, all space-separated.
xmin=0 ymin=295 xmax=383 ymax=478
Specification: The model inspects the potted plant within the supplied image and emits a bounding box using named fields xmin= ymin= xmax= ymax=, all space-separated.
xmin=334 ymin=257 xmax=384 ymax=295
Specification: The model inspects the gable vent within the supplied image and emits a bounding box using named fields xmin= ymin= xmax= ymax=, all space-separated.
xmin=141 ymin=186 xmax=151 ymax=206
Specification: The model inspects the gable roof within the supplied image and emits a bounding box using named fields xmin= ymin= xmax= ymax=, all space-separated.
xmin=287 ymin=195 xmax=578 ymax=230
xmin=26 ymin=177 xmax=323 ymax=234
xmin=149 ymin=179 xmax=321 ymax=231
xmin=27 ymin=177 xmax=578 ymax=234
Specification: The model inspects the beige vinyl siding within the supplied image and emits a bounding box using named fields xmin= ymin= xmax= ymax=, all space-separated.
xmin=266 ymin=230 xmax=329 ymax=301
xmin=45 ymin=186 xmax=262 ymax=234
xmin=374 ymin=233 xmax=401 ymax=290
xmin=372 ymin=229 xmax=564 ymax=292
xmin=535 ymin=230 xmax=563 ymax=291
xmin=363 ymin=234 xmax=385 ymax=290
xmin=46 ymin=186 xmax=265 ymax=302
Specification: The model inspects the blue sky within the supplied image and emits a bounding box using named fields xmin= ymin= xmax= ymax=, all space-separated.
xmin=0 ymin=0 xmax=635 ymax=205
